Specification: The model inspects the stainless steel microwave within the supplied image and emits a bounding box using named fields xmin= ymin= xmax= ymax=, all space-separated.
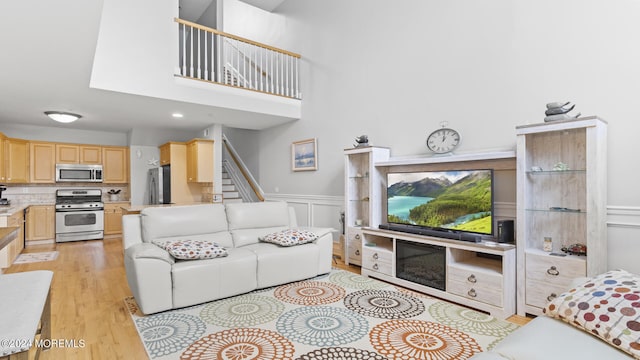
xmin=55 ymin=164 xmax=103 ymax=183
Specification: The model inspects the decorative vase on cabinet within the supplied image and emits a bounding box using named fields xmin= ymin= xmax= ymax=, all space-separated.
xmin=516 ymin=116 xmax=607 ymax=316
xmin=344 ymin=146 xmax=390 ymax=266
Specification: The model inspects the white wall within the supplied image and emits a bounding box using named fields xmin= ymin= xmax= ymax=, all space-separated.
xmin=0 ymin=124 xmax=128 ymax=146
xmin=228 ymin=0 xmax=640 ymax=272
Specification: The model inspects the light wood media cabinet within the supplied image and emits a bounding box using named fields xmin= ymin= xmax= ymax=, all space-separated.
xmin=344 ymin=149 xmax=518 ymax=318
xmin=360 ymin=227 xmax=516 ymax=319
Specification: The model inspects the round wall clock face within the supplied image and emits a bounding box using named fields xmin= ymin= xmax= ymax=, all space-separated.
xmin=426 ymin=128 xmax=461 ymax=154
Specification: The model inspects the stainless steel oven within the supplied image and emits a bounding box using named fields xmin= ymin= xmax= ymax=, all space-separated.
xmin=55 ymin=189 xmax=104 ymax=242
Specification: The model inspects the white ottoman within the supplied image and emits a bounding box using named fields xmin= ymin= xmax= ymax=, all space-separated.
xmin=0 ymin=270 xmax=53 ymax=360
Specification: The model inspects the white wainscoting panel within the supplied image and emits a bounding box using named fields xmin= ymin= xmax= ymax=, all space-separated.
xmin=607 ymin=206 xmax=640 ymax=274
xmin=265 ymin=193 xmax=343 ymax=240
xmin=264 ymin=195 xmax=640 ymax=273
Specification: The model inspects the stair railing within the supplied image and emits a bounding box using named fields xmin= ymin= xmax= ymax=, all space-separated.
xmin=175 ymin=18 xmax=301 ymax=99
xmin=222 ymin=134 xmax=264 ymax=202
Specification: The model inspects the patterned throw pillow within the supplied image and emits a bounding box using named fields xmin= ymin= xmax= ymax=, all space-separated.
xmin=544 ymin=269 xmax=640 ymax=358
xmin=156 ymin=240 xmax=228 ymax=260
xmin=259 ymin=229 xmax=318 ymax=247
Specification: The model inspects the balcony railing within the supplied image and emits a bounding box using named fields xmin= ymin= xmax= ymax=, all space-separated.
xmin=175 ymin=18 xmax=301 ymax=99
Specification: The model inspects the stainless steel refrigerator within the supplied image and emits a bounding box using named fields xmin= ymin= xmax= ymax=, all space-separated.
xmin=147 ymin=166 xmax=171 ymax=204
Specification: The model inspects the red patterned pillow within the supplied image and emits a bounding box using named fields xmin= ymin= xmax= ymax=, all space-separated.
xmin=155 ymin=239 xmax=228 ymax=260
xmin=259 ymin=229 xmax=318 ymax=247
xmin=544 ymin=269 xmax=640 ymax=358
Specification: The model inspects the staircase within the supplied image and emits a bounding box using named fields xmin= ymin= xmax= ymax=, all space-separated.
xmin=222 ymin=171 xmax=243 ymax=203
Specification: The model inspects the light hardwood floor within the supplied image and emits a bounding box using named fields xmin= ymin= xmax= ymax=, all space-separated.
xmin=5 ymin=238 xmax=530 ymax=359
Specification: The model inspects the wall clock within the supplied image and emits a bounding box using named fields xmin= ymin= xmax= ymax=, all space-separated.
xmin=426 ymin=123 xmax=461 ymax=154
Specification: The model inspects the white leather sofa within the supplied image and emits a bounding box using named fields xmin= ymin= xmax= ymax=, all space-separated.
xmin=122 ymin=201 xmax=333 ymax=315
xmin=471 ymin=315 xmax=632 ymax=359
xmin=471 ymin=275 xmax=633 ymax=359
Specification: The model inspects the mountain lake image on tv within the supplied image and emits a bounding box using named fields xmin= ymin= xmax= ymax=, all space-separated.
xmin=387 ymin=169 xmax=494 ymax=236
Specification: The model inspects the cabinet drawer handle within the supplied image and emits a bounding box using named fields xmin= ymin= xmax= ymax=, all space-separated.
xmin=546 ymin=266 xmax=560 ymax=276
xmin=547 ymin=293 xmax=558 ymax=302
xmin=355 ymin=234 xmax=361 ymax=240
xmin=373 ymin=263 xmax=379 ymax=270
xmin=355 ymin=250 xmax=360 ymax=256
xmin=467 ymin=274 xmax=477 ymax=283
xmin=467 ymin=289 xmax=477 ymax=298
xmin=373 ymin=253 xmax=378 ymax=260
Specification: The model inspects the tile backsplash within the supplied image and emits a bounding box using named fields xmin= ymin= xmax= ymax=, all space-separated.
xmin=1 ymin=184 xmax=130 ymax=204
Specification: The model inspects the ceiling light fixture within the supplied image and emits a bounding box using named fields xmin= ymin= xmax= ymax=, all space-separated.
xmin=172 ymin=113 xmax=184 ymax=118
xmin=44 ymin=111 xmax=82 ymax=123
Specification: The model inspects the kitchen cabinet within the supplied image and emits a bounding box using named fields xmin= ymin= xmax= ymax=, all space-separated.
xmin=186 ymin=139 xmax=213 ymax=183
xmin=26 ymin=205 xmax=55 ymax=242
xmin=0 ymin=209 xmax=25 ymax=268
xmin=56 ymin=144 xmax=79 ymax=164
xmin=159 ymin=142 xmax=173 ymax=165
xmin=104 ymin=202 xmax=128 ymax=235
xmin=80 ymin=146 xmax=102 ymax=164
xmin=102 ymin=146 xmax=129 ymax=183
xmin=30 ymin=142 xmax=56 ymax=183
xmin=5 ymin=138 xmax=29 ymax=183
xmin=0 ymin=133 xmax=5 ymax=182
xmin=56 ymin=144 xmax=102 ymax=164
xmin=157 ymin=142 xmax=200 ymax=203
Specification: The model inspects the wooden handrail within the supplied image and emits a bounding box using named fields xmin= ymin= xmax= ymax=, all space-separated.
xmin=223 ymin=139 xmax=265 ymax=202
xmin=175 ymin=18 xmax=301 ymax=59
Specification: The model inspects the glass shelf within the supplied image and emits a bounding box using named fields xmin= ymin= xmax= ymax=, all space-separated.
xmin=525 ymin=208 xmax=585 ymax=214
xmin=349 ymin=198 xmax=370 ymax=202
xmin=349 ymin=175 xmax=369 ymax=180
xmin=526 ymin=170 xmax=586 ymax=175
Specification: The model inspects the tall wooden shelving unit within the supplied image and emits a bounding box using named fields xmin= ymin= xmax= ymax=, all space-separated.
xmin=516 ymin=116 xmax=607 ymax=316
xmin=343 ymin=146 xmax=390 ymax=266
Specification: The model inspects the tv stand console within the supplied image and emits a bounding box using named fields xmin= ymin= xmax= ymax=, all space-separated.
xmin=360 ymin=227 xmax=516 ymax=319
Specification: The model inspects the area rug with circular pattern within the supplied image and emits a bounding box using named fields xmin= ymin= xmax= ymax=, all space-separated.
xmin=125 ymin=269 xmax=519 ymax=360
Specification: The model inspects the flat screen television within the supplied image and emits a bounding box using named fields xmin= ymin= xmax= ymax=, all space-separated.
xmin=386 ymin=169 xmax=494 ymax=237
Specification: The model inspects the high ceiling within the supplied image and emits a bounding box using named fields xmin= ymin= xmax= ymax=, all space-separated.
xmin=0 ymin=0 xmax=288 ymax=134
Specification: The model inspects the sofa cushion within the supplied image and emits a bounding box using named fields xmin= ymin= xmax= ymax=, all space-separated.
xmin=243 ymin=242 xmax=320 ymax=288
xmin=491 ymin=316 xmax=631 ymax=359
xmin=259 ymin=229 xmax=318 ymax=247
xmin=171 ymin=247 xmax=257 ymax=309
xmin=155 ymin=239 xmax=228 ymax=260
xmin=141 ymin=204 xmax=233 ymax=248
xmin=225 ymin=201 xmax=291 ymax=230
xmin=544 ymin=269 xmax=640 ymax=359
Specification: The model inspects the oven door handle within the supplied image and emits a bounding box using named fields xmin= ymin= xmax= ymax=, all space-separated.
xmin=55 ymin=208 xmax=104 ymax=212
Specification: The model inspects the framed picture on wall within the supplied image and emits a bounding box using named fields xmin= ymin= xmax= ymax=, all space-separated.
xmin=292 ymin=138 xmax=318 ymax=171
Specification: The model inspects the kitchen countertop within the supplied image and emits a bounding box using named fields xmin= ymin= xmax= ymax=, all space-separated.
xmin=0 ymin=227 xmax=19 ymax=251
xmin=122 ymin=202 xmax=210 ymax=214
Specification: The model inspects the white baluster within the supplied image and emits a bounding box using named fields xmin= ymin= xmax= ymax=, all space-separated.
xmin=270 ymin=50 xmax=274 ymax=94
xmin=215 ymin=34 xmax=220 ymax=83
xmin=285 ymin=55 xmax=290 ymax=97
xmin=296 ymin=58 xmax=302 ymax=99
xmin=204 ymin=30 xmax=208 ymax=81
xmin=197 ymin=29 xmax=201 ymax=79
xmin=181 ymin=24 xmax=186 ymax=76
xmin=189 ymin=26 xmax=194 ymax=77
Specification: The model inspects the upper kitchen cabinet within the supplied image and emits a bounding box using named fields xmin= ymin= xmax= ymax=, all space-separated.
xmin=56 ymin=144 xmax=102 ymax=164
xmin=0 ymin=133 xmax=6 ymax=182
xmin=159 ymin=142 xmax=173 ymax=166
xmin=186 ymin=139 xmax=213 ymax=183
xmin=30 ymin=142 xmax=55 ymax=183
xmin=102 ymin=146 xmax=129 ymax=183
xmin=5 ymin=138 xmax=29 ymax=183
xmin=80 ymin=146 xmax=102 ymax=164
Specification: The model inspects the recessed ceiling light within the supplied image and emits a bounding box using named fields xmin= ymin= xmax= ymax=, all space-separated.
xmin=44 ymin=111 xmax=82 ymax=123
xmin=172 ymin=113 xmax=184 ymax=118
